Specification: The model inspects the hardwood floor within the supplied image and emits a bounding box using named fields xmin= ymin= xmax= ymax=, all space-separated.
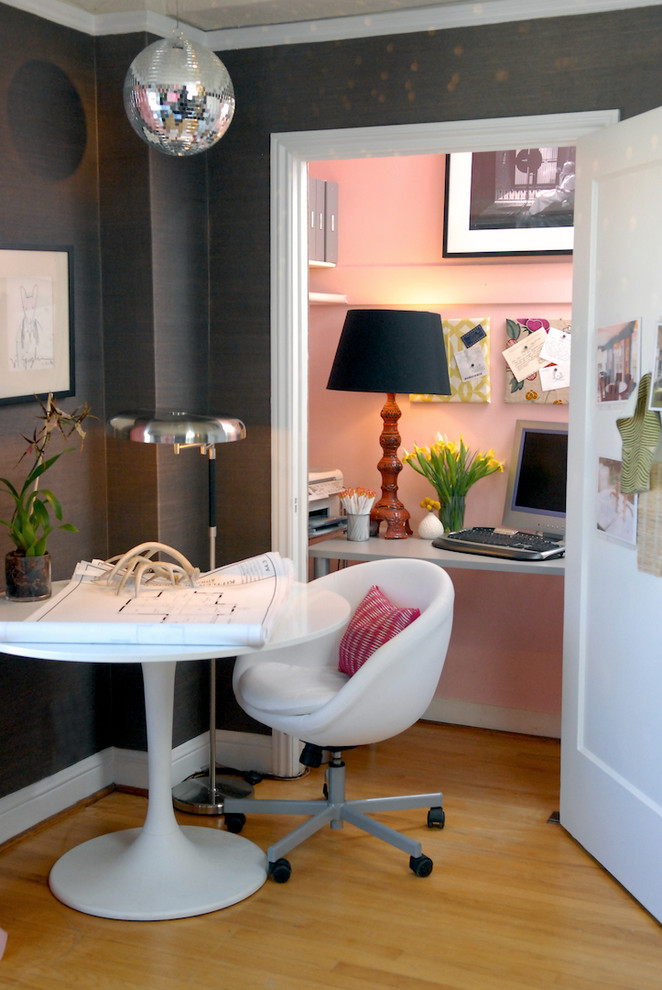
xmin=0 ymin=722 xmax=659 ymax=989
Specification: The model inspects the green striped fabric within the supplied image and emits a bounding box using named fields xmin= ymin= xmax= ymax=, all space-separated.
xmin=617 ymin=373 xmax=661 ymax=494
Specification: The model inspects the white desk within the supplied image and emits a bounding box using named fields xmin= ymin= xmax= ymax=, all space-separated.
xmin=309 ymin=536 xmax=566 ymax=578
xmin=0 ymin=582 xmax=350 ymax=921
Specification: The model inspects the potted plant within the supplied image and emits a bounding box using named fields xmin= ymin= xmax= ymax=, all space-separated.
xmin=403 ymin=434 xmax=504 ymax=533
xmin=0 ymin=393 xmax=91 ymax=600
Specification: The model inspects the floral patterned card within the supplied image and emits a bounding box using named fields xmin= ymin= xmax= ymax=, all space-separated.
xmin=504 ymin=318 xmax=571 ymax=404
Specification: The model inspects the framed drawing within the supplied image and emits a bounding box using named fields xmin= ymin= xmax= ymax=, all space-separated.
xmin=0 ymin=245 xmax=74 ymax=405
xmin=443 ymin=147 xmax=576 ymax=257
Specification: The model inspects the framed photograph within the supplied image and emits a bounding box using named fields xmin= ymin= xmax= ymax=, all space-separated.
xmin=443 ymin=147 xmax=576 ymax=257
xmin=0 ymin=245 xmax=74 ymax=405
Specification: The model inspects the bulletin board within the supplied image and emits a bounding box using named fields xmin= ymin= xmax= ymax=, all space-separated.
xmin=504 ymin=317 xmax=571 ymax=404
xmin=411 ymin=317 xmax=490 ymax=403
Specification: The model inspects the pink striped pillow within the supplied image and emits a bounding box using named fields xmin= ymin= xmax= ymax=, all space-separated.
xmin=338 ymin=585 xmax=420 ymax=677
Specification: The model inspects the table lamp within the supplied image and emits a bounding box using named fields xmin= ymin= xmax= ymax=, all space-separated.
xmin=327 ymin=309 xmax=450 ymax=539
xmin=107 ymin=409 xmax=248 ymax=814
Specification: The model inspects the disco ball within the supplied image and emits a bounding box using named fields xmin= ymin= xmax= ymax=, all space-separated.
xmin=123 ymin=34 xmax=235 ymax=157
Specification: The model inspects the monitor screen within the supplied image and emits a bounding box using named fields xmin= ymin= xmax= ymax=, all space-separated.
xmin=502 ymin=419 xmax=568 ymax=538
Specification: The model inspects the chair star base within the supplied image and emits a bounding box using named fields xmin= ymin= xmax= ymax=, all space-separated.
xmin=224 ymin=751 xmax=443 ymax=881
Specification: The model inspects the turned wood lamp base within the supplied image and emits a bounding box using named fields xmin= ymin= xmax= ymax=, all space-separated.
xmin=370 ymin=392 xmax=413 ymax=540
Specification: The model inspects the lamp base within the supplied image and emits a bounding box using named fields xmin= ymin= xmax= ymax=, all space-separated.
xmin=371 ymin=392 xmax=413 ymax=539
xmin=370 ymin=502 xmax=412 ymax=539
xmin=172 ymin=770 xmax=253 ymax=816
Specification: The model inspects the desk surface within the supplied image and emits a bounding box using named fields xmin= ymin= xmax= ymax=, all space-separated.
xmin=309 ymin=535 xmax=566 ymax=577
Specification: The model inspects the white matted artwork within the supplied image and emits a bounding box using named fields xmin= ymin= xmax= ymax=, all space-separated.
xmin=504 ymin=317 xmax=571 ymax=404
xmin=411 ymin=317 xmax=490 ymax=403
xmin=596 ymin=318 xmax=639 ymax=403
xmin=597 ymin=456 xmax=637 ymax=547
xmin=0 ymin=246 xmax=73 ymax=404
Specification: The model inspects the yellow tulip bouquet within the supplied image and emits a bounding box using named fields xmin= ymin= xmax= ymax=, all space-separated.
xmin=403 ymin=434 xmax=503 ymax=532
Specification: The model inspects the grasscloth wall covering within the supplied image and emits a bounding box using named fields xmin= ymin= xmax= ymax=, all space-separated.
xmin=0 ymin=2 xmax=661 ymax=797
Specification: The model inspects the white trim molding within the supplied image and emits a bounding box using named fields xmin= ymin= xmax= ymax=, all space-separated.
xmin=0 ymin=729 xmax=272 ymax=846
xmin=424 ymin=697 xmax=561 ymax=739
xmin=271 ymin=110 xmax=619 ymax=580
xmin=0 ymin=749 xmax=114 ymax=847
xmin=0 ymin=0 xmax=659 ymax=45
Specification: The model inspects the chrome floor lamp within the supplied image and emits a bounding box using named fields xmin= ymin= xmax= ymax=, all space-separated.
xmin=108 ymin=410 xmax=249 ymax=814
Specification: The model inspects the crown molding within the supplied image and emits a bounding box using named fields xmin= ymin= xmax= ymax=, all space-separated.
xmin=0 ymin=0 xmax=657 ymax=47
xmin=203 ymin=1 xmax=660 ymax=52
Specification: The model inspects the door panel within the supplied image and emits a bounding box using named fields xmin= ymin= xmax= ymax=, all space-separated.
xmin=562 ymin=106 xmax=662 ymax=922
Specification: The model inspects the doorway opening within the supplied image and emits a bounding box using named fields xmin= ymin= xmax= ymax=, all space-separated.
xmin=270 ymin=110 xmax=618 ymax=580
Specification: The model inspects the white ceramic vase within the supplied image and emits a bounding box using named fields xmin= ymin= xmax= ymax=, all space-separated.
xmin=417 ymin=513 xmax=445 ymax=540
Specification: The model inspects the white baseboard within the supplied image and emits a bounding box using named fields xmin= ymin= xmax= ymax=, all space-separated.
xmin=424 ymin=697 xmax=561 ymax=738
xmin=0 ymin=749 xmax=115 ymax=846
xmin=0 ymin=730 xmax=274 ymax=845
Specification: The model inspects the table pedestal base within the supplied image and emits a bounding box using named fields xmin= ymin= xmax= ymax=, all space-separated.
xmin=49 ymin=824 xmax=267 ymax=920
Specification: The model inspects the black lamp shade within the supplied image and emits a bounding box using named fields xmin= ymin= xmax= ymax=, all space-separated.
xmin=327 ymin=309 xmax=451 ymax=396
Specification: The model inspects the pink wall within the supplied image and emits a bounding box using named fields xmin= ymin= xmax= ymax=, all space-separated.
xmin=308 ymin=156 xmax=572 ymax=728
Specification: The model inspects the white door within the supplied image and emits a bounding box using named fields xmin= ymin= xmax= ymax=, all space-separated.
xmin=562 ymin=106 xmax=662 ymax=922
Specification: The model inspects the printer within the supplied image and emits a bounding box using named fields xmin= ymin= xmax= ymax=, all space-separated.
xmin=308 ymin=468 xmax=347 ymax=538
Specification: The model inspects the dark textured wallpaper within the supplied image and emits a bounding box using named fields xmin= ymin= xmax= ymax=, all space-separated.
xmin=0 ymin=3 xmax=662 ymax=795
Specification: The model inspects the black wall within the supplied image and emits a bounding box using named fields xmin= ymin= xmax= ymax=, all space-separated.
xmin=0 ymin=6 xmax=111 ymax=792
xmin=1 ymin=3 xmax=662 ymax=796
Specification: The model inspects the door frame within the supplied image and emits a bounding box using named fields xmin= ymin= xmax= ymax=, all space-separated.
xmin=271 ymin=110 xmax=619 ymax=580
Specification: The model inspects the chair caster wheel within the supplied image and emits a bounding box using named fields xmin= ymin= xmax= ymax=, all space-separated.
xmin=224 ymin=813 xmax=246 ymax=834
xmin=244 ymin=770 xmax=263 ymax=785
xmin=269 ymin=858 xmax=292 ymax=883
xmin=427 ymin=806 xmax=445 ymax=829
xmin=410 ymin=854 xmax=433 ymax=877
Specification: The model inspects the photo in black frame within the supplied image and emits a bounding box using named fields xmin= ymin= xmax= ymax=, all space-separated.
xmin=0 ymin=245 xmax=74 ymax=404
xmin=443 ymin=147 xmax=576 ymax=257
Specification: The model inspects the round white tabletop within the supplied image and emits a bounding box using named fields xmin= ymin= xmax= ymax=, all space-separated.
xmin=0 ymin=582 xmax=350 ymax=920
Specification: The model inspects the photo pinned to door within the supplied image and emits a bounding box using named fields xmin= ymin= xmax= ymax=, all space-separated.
xmin=648 ymin=321 xmax=662 ymax=410
xmin=597 ymin=456 xmax=637 ymax=547
xmin=596 ymin=318 xmax=639 ymax=403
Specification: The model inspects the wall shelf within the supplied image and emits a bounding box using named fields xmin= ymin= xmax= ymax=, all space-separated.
xmin=309 ymin=292 xmax=348 ymax=305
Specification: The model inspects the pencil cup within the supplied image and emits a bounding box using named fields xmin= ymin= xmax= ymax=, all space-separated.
xmin=346 ymin=513 xmax=370 ymax=541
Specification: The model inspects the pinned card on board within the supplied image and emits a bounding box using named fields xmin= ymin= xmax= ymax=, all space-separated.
xmin=502 ymin=327 xmax=548 ymax=381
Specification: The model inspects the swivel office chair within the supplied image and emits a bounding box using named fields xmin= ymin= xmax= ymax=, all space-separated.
xmin=223 ymin=558 xmax=455 ymax=882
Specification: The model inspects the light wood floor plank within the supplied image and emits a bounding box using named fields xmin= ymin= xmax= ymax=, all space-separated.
xmin=0 ymin=723 xmax=659 ymax=989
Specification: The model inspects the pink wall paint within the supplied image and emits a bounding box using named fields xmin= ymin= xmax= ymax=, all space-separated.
xmin=308 ymin=156 xmax=572 ymax=726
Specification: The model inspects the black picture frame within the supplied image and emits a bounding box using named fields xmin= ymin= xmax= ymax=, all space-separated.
xmin=0 ymin=245 xmax=74 ymax=405
xmin=443 ymin=148 xmax=576 ymax=258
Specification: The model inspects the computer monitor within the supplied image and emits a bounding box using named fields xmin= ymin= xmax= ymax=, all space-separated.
xmin=502 ymin=419 xmax=568 ymax=539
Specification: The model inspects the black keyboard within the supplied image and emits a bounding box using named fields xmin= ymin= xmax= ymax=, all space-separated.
xmin=432 ymin=527 xmax=565 ymax=561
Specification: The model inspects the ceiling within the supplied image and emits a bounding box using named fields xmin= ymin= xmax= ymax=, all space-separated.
xmin=47 ymin=0 xmax=489 ymax=33
xmin=14 ymin=0 xmax=645 ymax=45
